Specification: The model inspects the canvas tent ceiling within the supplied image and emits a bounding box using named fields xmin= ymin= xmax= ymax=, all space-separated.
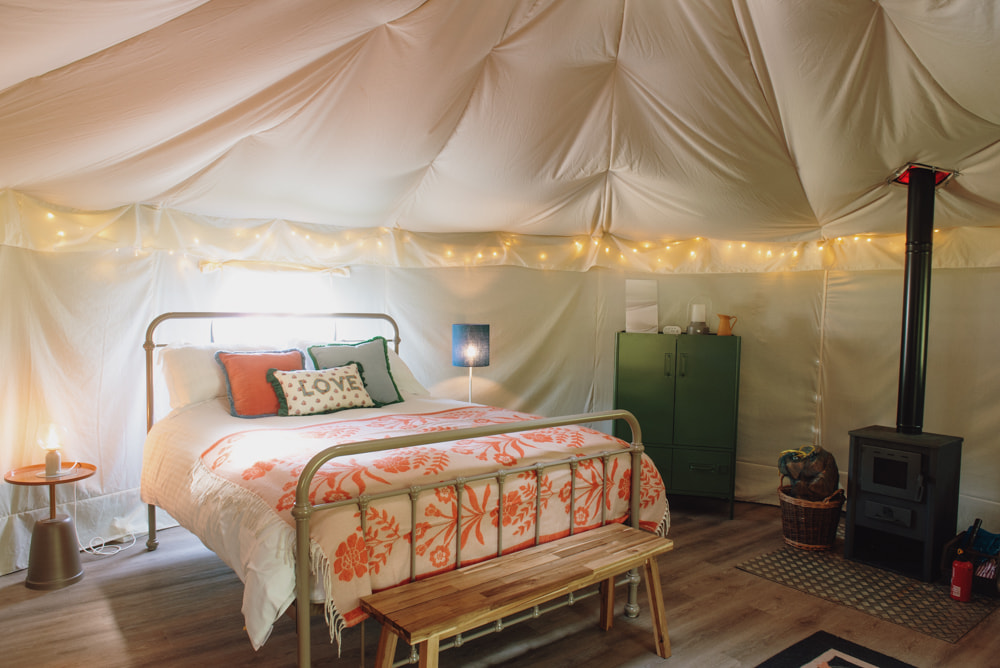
xmin=2 ymin=0 xmax=999 ymax=272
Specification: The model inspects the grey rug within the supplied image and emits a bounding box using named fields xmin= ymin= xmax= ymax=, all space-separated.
xmin=737 ymin=545 xmax=999 ymax=643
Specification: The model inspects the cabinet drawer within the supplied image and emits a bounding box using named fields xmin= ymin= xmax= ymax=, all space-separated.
xmin=671 ymin=449 xmax=732 ymax=495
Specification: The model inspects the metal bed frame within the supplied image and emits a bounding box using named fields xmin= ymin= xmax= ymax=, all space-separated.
xmin=142 ymin=312 xmax=651 ymax=668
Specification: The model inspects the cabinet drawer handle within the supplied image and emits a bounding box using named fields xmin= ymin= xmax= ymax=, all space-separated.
xmin=688 ymin=464 xmax=717 ymax=472
xmin=663 ymin=352 xmax=673 ymax=377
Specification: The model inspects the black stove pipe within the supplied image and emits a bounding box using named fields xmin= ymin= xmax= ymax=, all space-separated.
xmin=896 ymin=166 xmax=937 ymax=435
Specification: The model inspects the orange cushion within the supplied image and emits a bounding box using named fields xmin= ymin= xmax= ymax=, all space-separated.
xmin=215 ymin=350 xmax=305 ymax=417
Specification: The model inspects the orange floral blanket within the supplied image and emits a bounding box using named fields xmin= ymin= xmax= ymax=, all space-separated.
xmin=201 ymin=406 xmax=668 ymax=641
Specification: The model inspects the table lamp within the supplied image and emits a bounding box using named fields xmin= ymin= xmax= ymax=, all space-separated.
xmin=39 ymin=423 xmax=66 ymax=477
xmin=686 ymin=297 xmax=712 ymax=335
xmin=452 ymin=324 xmax=490 ymax=402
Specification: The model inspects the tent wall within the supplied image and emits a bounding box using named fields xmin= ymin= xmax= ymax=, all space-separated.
xmin=1 ymin=247 xmax=997 ymax=575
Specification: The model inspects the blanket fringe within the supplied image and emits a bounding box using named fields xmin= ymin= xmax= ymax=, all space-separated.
xmin=309 ymin=539 xmax=347 ymax=655
xmin=656 ymin=504 xmax=671 ymax=537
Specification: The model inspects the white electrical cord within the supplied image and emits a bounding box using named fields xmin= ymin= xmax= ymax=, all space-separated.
xmin=68 ymin=468 xmax=138 ymax=556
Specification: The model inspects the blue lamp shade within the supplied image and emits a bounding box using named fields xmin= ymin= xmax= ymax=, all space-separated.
xmin=452 ymin=324 xmax=490 ymax=367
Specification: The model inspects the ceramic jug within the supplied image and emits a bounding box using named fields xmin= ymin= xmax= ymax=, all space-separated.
xmin=717 ymin=314 xmax=737 ymax=336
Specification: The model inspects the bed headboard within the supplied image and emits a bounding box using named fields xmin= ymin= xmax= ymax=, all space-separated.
xmin=143 ymin=311 xmax=401 ymax=432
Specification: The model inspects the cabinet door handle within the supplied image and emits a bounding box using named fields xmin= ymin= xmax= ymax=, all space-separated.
xmin=663 ymin=352 xmax=673 ymax=377
xmin=689 ymin=464 xmax=717 ymax=472
xmin=679 ymin=353 xmax=688 ymax=377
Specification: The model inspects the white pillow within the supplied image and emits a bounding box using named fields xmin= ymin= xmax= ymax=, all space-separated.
xmin=159 ymin=342 xmax=286 ymax=410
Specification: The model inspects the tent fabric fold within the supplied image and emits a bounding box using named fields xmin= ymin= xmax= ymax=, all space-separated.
xmin=1 ymin=0 xmax=997 ymax=255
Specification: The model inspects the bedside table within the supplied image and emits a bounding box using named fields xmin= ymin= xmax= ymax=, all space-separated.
xmin=4 ymin=462 xmax=96 ymax=590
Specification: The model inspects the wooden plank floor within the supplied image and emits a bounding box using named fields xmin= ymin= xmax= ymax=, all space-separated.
xmin=1 ymin=497 xmax=996 ymax=667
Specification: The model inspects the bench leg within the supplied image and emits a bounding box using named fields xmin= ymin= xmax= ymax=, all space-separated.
xmin=643 ymin=557 xmax=671 ymax=659
xmin=418 ymin=636 xmax=440 ymax=668
xmin=599 ymin=576 xmax=615 ymax=631
xmin=374 ymin=627 xmax=398 ymax=668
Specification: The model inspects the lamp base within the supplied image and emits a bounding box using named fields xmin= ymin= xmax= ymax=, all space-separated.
xmin=25 ymin=514 xmax=83 ymax=590
xmin=686 ymin=321 xmax=711 ymax=335
xmin=34 ymin=467 xmax=77 ymax=479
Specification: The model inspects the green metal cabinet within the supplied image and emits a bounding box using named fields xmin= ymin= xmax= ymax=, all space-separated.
xmin=613 ymin=332 xmax=741 ymax=517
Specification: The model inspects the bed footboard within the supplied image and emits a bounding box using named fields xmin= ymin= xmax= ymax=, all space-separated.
xmin=292 ymin=409 xmax=648 ymax=668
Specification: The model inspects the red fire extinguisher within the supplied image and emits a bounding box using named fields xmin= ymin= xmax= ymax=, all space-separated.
xmin=951 ymin=558 xmax=973 ymax=602
xmin=951 ymin=518 xmax=981 ymax=602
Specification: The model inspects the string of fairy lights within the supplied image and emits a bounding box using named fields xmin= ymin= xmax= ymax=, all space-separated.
xmin=29 ymin=203 xmax=958 ymax=274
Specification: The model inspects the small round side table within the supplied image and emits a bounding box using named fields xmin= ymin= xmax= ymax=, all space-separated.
xmin=4 ymin=462 xmax=96 ymax=590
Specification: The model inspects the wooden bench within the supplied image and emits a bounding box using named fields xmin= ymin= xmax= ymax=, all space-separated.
xmin=360 ymin=523 xmax=674 ymax=667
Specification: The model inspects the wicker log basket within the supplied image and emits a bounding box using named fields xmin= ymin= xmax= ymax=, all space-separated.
xmin=778 ymin=479 xmax=845 ymax=551
xmin=777 ymin=444 xmax=844 ymax=551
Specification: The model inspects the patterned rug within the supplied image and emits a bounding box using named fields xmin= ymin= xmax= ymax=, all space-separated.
xmin=737 ymin=544 xmax=1000 ymax=643
xmin=755 ymin=631 xmax=916 ymax=668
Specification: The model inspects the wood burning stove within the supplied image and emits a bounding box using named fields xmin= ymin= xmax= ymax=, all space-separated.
xmin=845 ymin=426 xmax=961 ymax=581
xmin=843 ymin=165 xmax=962 ymax=582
